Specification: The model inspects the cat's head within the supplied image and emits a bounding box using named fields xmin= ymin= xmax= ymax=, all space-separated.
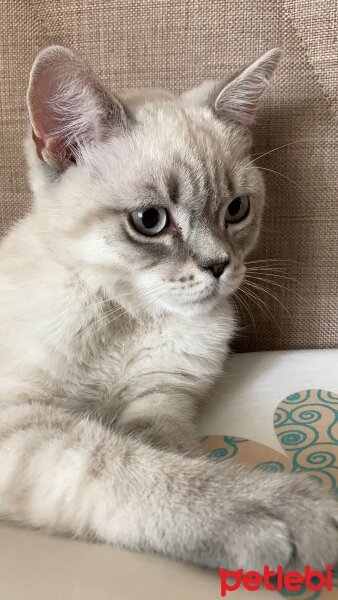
xmin=26 ymin=46 xmax=281 ymax=316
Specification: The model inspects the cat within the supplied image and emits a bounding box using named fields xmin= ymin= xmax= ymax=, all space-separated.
xmin=0 ymin=45 xmax=337 ymax=571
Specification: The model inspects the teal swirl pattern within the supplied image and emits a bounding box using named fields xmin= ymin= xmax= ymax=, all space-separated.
xmin=206 ymin=389 xmax=338 ymax=598
xmin=275 ymin=390 xmax=338 ymax=497
xmin=209 ymin=436 xmax=247 ymax=460
xmin=251 ymin=460 xmax=286 ymax=474
xmin=277 ymin=390 xmax=338 ymax=598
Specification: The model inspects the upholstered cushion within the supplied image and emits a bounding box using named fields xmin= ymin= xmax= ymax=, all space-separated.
xmin=0 ymin=1 xmax=337 ymax=351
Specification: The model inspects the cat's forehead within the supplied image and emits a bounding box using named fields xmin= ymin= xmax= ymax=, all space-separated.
xmin=89 ymin=101 xmax=250 ymax=213
xmin=130 ymin=103 xmax=249 ymax=210
xmin=137 ymin=101 xmax=231 ymax=154
xmin=137 ymin=151 xmax=232 ymax=214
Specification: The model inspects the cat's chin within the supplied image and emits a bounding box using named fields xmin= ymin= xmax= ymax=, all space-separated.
xmin=156 ymin=292 xmax=222 ymax=317
xmin=140 ymin=278 xmax=242 ymax=317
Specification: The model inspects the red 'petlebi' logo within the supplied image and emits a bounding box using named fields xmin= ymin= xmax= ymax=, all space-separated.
xmin=218 ymin=565 xmax=334 ymax=596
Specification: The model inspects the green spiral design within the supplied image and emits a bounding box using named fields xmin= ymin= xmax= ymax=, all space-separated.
xmin=278 ymin=390 xmax=338 ymax=597
xmin=252 ymin=461 xmax=286 ymax=474
xmin=274 ymin=407 xmax=290 ymax=426
xmin=277 ymin=424 xmax=318 ymax=449
xmin=281 ymin=429 xmax=307 ymax=446
xmin=299 ymin=470 xmax=337 ymax=490
xmin=209 ymin=437 xmax=247 ymax=460
xmin=328 ymin=410 xmax=338 ymax=443
xmin=305 ymin=449 xmax=336 ymax=467
xmin=317 ymin=389 xmax=338 ymax=404
xmin=209 ymin=447 xmax=229 ymax=459
xmin=207 ymin=389 xmax=338 ymax=599
xmin=284 ymin=390 xmax=312 ymax=404
xmin=289 ymin=407 xmax=322 ymax=424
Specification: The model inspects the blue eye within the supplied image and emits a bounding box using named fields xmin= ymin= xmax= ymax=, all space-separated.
xmin=225 ymin=196 xmax=250 ymax=223
xmin=131 ymin=207 xmax=168 ymax=236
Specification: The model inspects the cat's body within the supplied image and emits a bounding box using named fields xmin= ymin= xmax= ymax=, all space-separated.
xmin=0 ymin=46 xmax=337 ymax=571
xmin=0 ymin=212 xmax=233 ymax=428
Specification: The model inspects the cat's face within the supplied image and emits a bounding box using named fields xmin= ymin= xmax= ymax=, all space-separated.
xmin=70 ymin=107 xmax=265 ymax=316
xmin=26 ymin=46 xmax=281 ymax=316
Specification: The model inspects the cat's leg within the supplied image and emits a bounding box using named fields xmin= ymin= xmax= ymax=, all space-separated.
xmin=0 ymin=399 xmax=337 ymax=571
xmin=117 ymin=391 xmax=202 ymax=454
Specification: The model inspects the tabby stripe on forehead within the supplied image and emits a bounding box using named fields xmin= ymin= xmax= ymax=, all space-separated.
xmin=185 ymin=119 xmax=219 ymax=203
xmin=195 ymin=121 xmax=233 ymax=203
xmin=205 ymin=136 xmax=225 ymax=199
xmin=174 ymin=156 xmax=200 ymax=200
xmin=166 ymin=172 xmax=180 ymax=205
xmin=198 ymin=147 xmax=218 ymax=206
xmin=201 ymin=133 xmax=225 ymax=205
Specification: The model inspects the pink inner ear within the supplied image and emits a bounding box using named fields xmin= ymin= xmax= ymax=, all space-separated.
xmin=215 ymin=80 xmax=264 ymax=127
xmin=27 ymin=48 xmax=116 ymax=168
xmin=214 ymin=49 xmax=282 ymax=127
xmin=31 ymin=129 xmax=45 ymax=161
xmin=29 ymin=57 xmax=82 ymax=166
xmin=30 ymin=68 xmax=61 ymax=138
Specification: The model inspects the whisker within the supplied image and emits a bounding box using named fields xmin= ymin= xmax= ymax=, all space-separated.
xmin=252 ymin=166 xmax=307 ymax=194
xmin=246 ymin=269 xmax=295 ymax=279
xmin=238 ymin=286 xmax=282 ymax=332
xmin=73 ymin=284 xmax=165 ymax=341
xmin=92 ymin=282 xmax=163 ymax=308
xmin=245 ymin=275 xmax=303 ymax=302
xmin=245 ymin=265 xmax=289 ymax=272
xmin=246 ymin=273 xmax=299 ymax=288
xmin=233 ymin=291 xmax=257 ymax=332
xmin=238 ymin=286 xmax=283 ymax=333
xmin=244 ymin=138 xmax=313 ymax=168
xmin=245 ymin=274 xmax=311 ymax=308
xmin=259 ymin=226 xmax=283 ymax=234
xmin=102 ymin=290 xmax=168 ymax=335
xmin=241 ymin=280 xmax=291 ymax=316
xmin=245 ymin=258 xmax=297 ymax=265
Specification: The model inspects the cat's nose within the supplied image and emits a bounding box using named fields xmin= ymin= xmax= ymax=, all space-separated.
xmin=204 ymin=260 xmax=230 ymax=279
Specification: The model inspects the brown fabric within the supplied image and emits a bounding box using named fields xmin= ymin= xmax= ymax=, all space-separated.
xmin=0 ymin=0 xmax=337 ymax=351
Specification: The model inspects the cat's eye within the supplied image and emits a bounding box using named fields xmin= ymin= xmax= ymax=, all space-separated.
xmin=225 ymin=196 xmax=250 ymax=224
xmin=131 ymin=206 xmax=169 ymax=236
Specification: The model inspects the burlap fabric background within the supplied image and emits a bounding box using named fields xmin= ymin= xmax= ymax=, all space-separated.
xmin=0 ymin=0 xmax=337 ymax=351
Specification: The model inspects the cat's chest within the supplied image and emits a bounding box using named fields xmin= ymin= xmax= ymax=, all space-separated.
xmin=79 ymin=307 xmax=233 ymax=396
xmin=62 ymin=304 xmax=234 ymax=410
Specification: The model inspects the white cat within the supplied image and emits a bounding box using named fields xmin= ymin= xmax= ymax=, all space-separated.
xmin=0 ymin=45 xmax=337 ymax=570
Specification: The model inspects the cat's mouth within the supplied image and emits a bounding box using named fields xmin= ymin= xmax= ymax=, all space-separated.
xmin=179 ymin=286 xmax=218 ymax=305
xmin=165 ymin=281 xmax=224 ymax=313
xmin=139 ymin=269 xmax=244 ymax=315
xmin=175 ymin=270 xmax=244 ymax=306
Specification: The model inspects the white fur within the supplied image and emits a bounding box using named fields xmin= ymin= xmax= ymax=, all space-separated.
xmin=0 ymin=46 xmax=337 ymax=572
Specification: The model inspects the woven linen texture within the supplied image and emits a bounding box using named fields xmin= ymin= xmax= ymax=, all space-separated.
xmin=0 ymin=0 xmax=337 ymax=351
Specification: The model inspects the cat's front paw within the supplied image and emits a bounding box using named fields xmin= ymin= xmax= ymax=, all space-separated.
xmin=266 ymin=473 xmax=338 ymax=570
xmin=220 ymin=471 xmax=338 ymax=571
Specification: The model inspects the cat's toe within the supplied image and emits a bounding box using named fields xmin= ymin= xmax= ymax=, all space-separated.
xmin=240 ymin=517 xmax=293 ymax=571
xmin=275 ymin=479 xmax=338 ymax=569
xmin=230 ymin=471 xmax=338 ymax=571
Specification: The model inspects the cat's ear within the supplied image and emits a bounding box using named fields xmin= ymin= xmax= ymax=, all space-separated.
xmin=27 ymin=46 xmax=129 ymax=170
xmin=182 ymin=48 xmax=282 ymax=127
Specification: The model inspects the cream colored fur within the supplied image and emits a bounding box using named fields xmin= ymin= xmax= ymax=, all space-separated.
xmin=0 ymin=46 xmax=337 ymax=571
